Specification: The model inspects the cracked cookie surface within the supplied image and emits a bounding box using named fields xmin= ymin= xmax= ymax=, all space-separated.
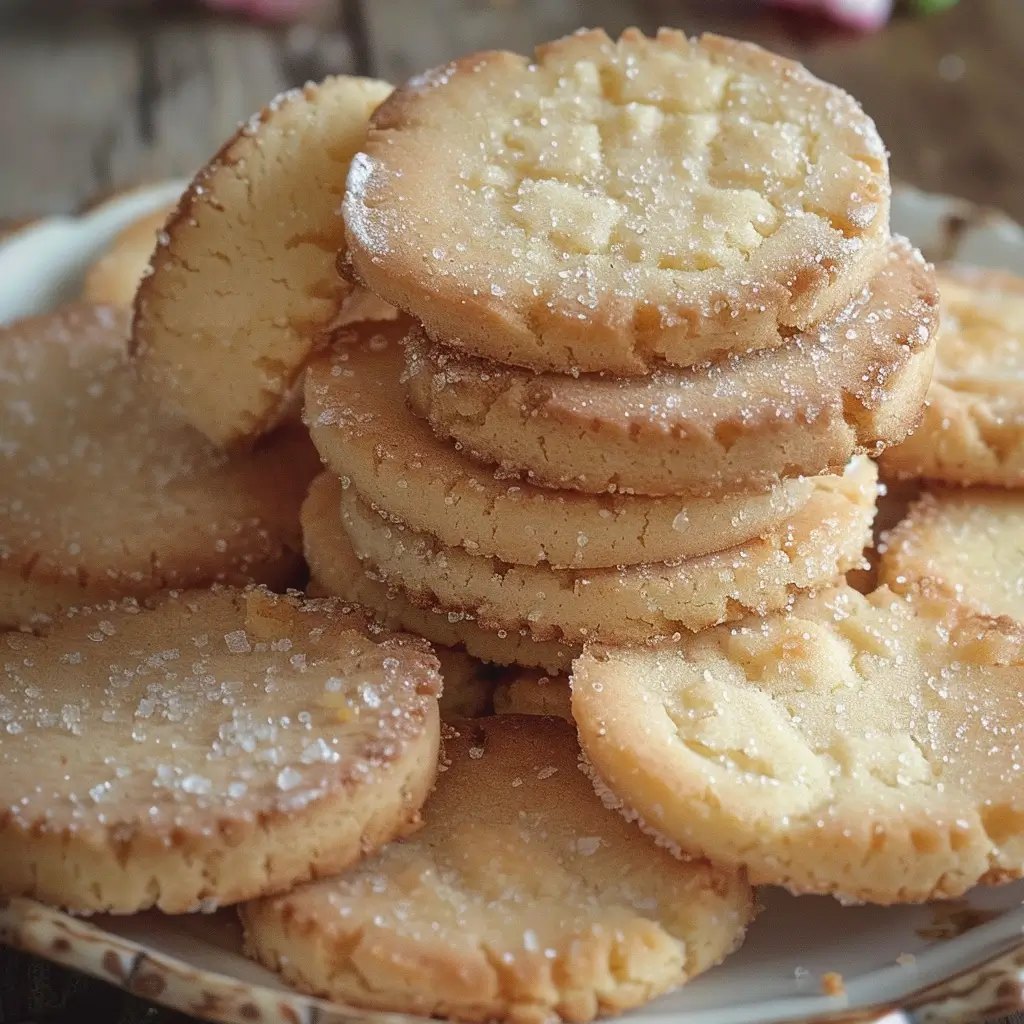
xmin=132 ymin=75 xmax=392 ymax=446
xmin=0 ymin=305 xmax=319 ymax=631
xmin=573 ymin=584 xmax=1024 ymax=904
xmin=305 ymin=320 xmax=815 ymax=568
xmin=405 ymin=241 xmax=937 ymax=497
xmin=882 ymin=266 xmax=1024 ymax=486
xmin=337 ymin=458 xmax=877 ymax=645
xmin=0 ymin=587 xmax=441 ymax=913
xmin=241 ymin=714 xmax=753 ymax=1023
xmin=345 ymin=28 xmax=889 ymax=374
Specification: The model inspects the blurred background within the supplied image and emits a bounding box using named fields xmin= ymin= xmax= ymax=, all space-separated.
xmin=0 ymin=0 xmax=1021 ymax=223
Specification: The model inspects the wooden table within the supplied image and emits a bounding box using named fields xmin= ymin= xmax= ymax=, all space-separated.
xmin=1 ymin=1 xmax=1023 ymax=1021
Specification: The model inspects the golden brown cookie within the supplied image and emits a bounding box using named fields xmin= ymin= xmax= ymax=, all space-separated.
xmin=82 ymin=204 xmax=174 ymax=307
xmin=303 ymin=472 xmax=577 ymax=673
xmin=242 ymin=715 xmax=754 ymax=1022
xmin=492 ymin=671 xmax=572 ymax=722
xmin=305 ymin=321 xmax=815 ymax=568
xmin=0 ymin=306 xmax=319 ymax=631
xmin=0 ymin=587 xmax=441 ymax=913
xmin=345 ymin=29 xmax=889 ymax=374
xmin=881 ymin=266 xmax=1024 ymax=486
xmin=573 ymin=584 xmax=1024 ymax=905
xmin=132 ymin=76 xmax=393 ymax=447
xmin=405 ymin=241 xmax=937 ymax=497
xmin=879 ymin=488 xmax=1024 ymax=625
xmin=338 ymin=458 xmax=877 ymax=644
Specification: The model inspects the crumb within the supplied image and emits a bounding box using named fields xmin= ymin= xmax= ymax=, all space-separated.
xmin=896 ymin=952 xmax=916 ymax=966
xmin=822 ymin=972 xmax=845 ymax=997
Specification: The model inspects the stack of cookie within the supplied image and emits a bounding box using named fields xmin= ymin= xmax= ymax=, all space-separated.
xmin=16 ymin=25 xmax=1024 ymax=1024
xmin=301 ymin=28 xmax=938 ymax=689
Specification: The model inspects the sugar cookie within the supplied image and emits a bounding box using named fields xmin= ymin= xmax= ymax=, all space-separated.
xmin=493 ymin=671 xmax=572 ymax=722
xmin=339 ymin=458 xmax=877 ymax=644
xmin=0 ymin=305 xmax=319 ymax=631
xmin=82 ymin=204 xmax=174 ymax=307
xmin=882 ymin=267 xmax=1024 ymax=486
xmin=573 ymin=584 xmax=1024 ymax=904
xmin=880 ymin=488 xmax=1024 ymax=625
xmin=303 ymin=473 xmax=577 ymax=673
xmin=405 ymin=241 xmax=937 ymax=496
xmin=305 ymin=321 xmax=815 ymax=568
xmin=132 ymin=75 xmax=393 ymax=447
xmin=345 ymin=28 xmax=889 ymax=374
xmin=0 ymin=587 xmax=441 ymax=913
xmin=242 ymin=715 xmax=753 ymax=1022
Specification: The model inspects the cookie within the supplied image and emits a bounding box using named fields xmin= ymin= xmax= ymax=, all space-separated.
xmin=132 ymin=75 xmax=393 ymax=447
xmin=881 ymin=266 xmax=1024 ymax=486
xmin=492 ymin=671 xmax=572 ymax=722
xmin=405 ymin=241 xmax=937 ymax=497
xmin=82 ymin=204 xmax=174 ymax=307
xmin=573 ymin=584 xmax=1024 ymax=904
xmin=0 ymin=305 xmax=320 ymax=631
xmin=338 ymin=457 xmax=877 ymax=644
xmin=305 ymin=321 xmax=815 ymax=568
xmin=242 ymin=715 xmax=754 ymax=1022
xmin=303 ymin=472 xmax=577 ymax=673
xmin=880 ymin=488 xmax=1024 ymax=625
xmin=345 ymin=28 xmax=889 ymax=374
xmin=0 ymin=587 xmax=441 ymax=913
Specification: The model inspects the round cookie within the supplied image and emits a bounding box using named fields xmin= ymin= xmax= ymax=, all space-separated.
xmin=345 ymin=28 xmax=889 ymax=374
xmin=0 ymin=305 xmax=320 ymax=631
xmin=405 ymin=241 xmax=937 ymax=497
xmin=0 ymin=587 xmax=441 ymax=913
xmin=132 ymin=75 xmax=393 ymax=447
xmin=880 ymin=488 xmax=1024 ymax=625
xmin=303 ymin=472 xmax=577 ymax=673
xmin=881 ymin=266 xmax=1024 ymax=486
xmin=242 ymin=715 xmax=754 ymax=1022
xmin=573 ymin=584 xmax=1024 ymax=905
xmin=492 ymin=671 xmax=572 ymax=722
xmin=306 ymin=322 xmax=816 ymax=568
xmin=339 ymin=458 xmax=878 ymax=645
xmin=82 ymin=204 xmax=174 ymax=307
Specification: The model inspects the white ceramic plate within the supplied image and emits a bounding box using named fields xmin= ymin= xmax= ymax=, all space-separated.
xmin=1 ymin=182 xmax=1024 ymax=1024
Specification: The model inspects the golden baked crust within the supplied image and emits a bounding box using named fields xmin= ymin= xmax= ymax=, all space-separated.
xmin=242 ymin=715 xmax=754 ymax=1022
xmin=132 ymin=76 xmax=393 ymax=447
xmin=303 ymin=473 xmax=577 ymax=673
xmin=305 ymin=321 xmax=815 ymax=568
xmin=0 ymin=305 xmax=319 ymax=630
xmin=345 ymin=28 xmax=889 ymax=374
xmin=338 ymin=458 xmax=877 ymax=645
xmin=573 ymin=585 xmax=1024 ymax=904
xmin=0 ymin=587 xmax=441 ymax=913
xmin=82 ymin=204 xmax=174 ymax=307
xmin=882 ymin=266 xmax=1024 ymax=485
xmin=880 ymin=487 xmax=1024 ymax=625
xmin=405 ymin=241 xmax=937 ymax=496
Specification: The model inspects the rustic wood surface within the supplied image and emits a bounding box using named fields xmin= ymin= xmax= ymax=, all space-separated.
xmin=1 ymin=0 xmax=1023 ymax=1022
